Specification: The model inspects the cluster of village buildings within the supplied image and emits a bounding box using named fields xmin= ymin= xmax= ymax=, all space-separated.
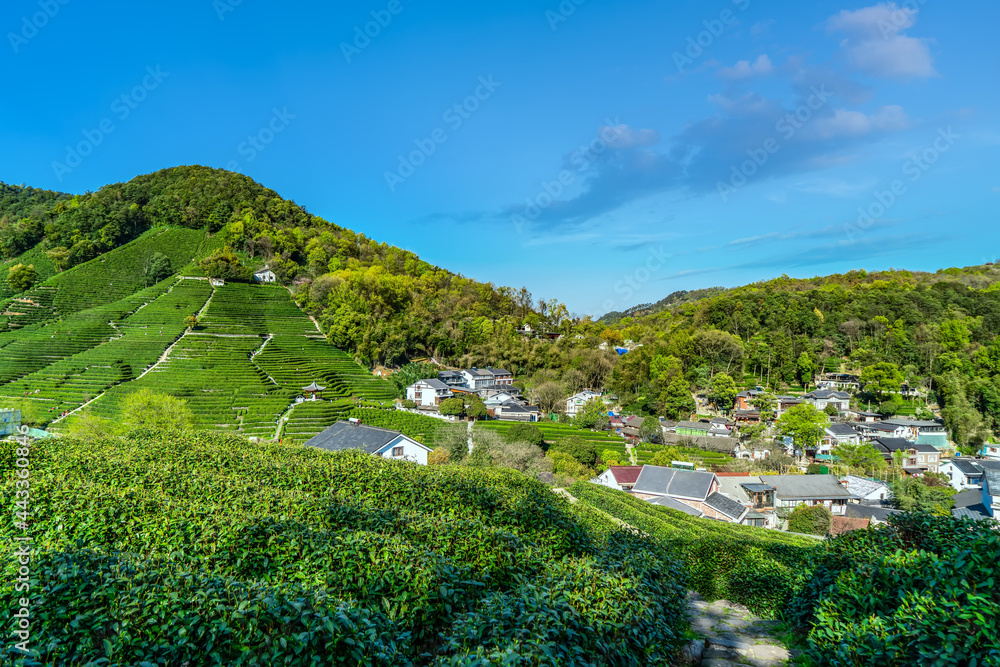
xmin=405 ymin=367 xmax=546 ymax=422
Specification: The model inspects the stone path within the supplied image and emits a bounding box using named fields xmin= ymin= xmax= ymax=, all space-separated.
xmin=686 ymin=592 xmax=792 ymax=666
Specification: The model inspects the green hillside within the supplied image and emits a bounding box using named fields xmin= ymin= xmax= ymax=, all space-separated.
xmin=0 ymin=431 xmax=690 ymax=665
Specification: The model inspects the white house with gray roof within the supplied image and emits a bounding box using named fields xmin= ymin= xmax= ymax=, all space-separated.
xmin=406 ymin=379 xmax=454 ymax=407
xmin=767 ymin=474 xmax=857 ymax=515
xmin=803 ymin=389 xmax=851 ymax=413
xmin=303 ymin=420 xmax=432 ymax=465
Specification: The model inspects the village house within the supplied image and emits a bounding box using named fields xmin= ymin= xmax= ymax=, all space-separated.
xmin=592 ymin=466 xmax=643 ymax=491
xmin=981 ymin=443 xmax=1000 ymax=460
xmin=253 ymin=265 xmax=277 ymax=283
xmin=843 ymin=475 xmax=891 ymax=503
xmin=631 ymin=466 xmax=750 ymax=522
xmin=855 ymin=421 xmax=909 ymax=441
xmin=870 ymin=437 xmax=941 ymax=474
xmin=734 ymin=389 xmax=764 ymax=411
xmin=303 ymin=420 xmax=432 ymax=465
xmin=802 ymin=389 xmax=851 ymax=413
xmin=767 ymin=474 xmax=857 ymax=516
xmin=824 ymin=423 xmax=860 ymax=448
xmin=940 ymin=458 xmax=987 ymax=491
xmin=566 ymin=390 xmax=602 ymax=417
xmin=877 ymin=418 xmax=949 ymax=449
xmin=492 ymin=400 xmax=541 ymax=422
xmin=844 ymin=503 xmax=903 ymax=526
xmin=815 ymin=373 xmax=860 ymax=392
xmin=951 ymin=488 xmax=994 ymax=521
xmin=775 ymin=395 xmax=803 ymax=417
xmin=714 ymin=473 xmax=778 ymax=528
xmin=405 ymin=379 xmax=454 ymax=408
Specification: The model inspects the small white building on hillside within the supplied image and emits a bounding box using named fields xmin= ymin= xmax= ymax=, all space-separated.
xmin=566 ymin=390 xmax=602 ymax=417
xmin=254 ymin=266 xmax=277 ymax=283
xmin=303 ymin=420 xmax=432 ymax=465
xmin=406 ymin=379 xmax=454 ymax=407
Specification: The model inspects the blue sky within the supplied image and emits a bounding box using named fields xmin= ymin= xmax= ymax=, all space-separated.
xmin=1 ymin=0 xmax=997 ymax=316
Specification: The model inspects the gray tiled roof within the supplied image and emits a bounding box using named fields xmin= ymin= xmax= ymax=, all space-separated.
xmin=952 ymin=506 xmax=992 ymax=521
xmin=806 ymin=389 xmax=851 ymax=400
xmin=827 ymin=423 xmax=859 ymax=437
xmin=704 ymin=492 xmax=748 ymax=521
xmin=949 ymin=458 xmax=985 ymax=477
xmin=416 ymin=378 xmax=452 ymax=390
xmin=768 ymin=474 xmax=855 ymax=500
xmin=845 ymin=475 xmax=889 ymax=498
xmin=845 ymin=504 xmax=903 ymax=522
xmin=648 ymin=495 xmax=703 ymax=516
xmin=952 ymin=489 xmax=987 ymax=509
xmin=633 ymin=465 xmax=716 ymax=501
xmin=303 ymin=421 xmax=401 ymax=454
xmin=676 ymin=421 xmax=710 ymax=431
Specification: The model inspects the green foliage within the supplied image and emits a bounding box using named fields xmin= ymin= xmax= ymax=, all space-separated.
xmin=787 ymin=504 xmax=832 ymax=535
xmin=120 ymin=388 xmax=194 ymax=432
xmin=860 ymin=362 xmax=904 ymax=401
xmin=788 ymin=513 xmax=1000 ymax=665
xmin=890 ymin=477 xmax=955 ymax=514
xmin=0 ymin=431 xmax=690 ymax=664
xmin=660 ymin=377 xmax=695 ymax=420
xmin=389 ymin=362 xmax=440 ymax=397
xmin=775 ymin=403 xmax=828 ymax=452
xmin=199 ymin=245 xmax=253 ymax=282
xmin=6 ymin=262 xmax=37 ymax=291
xmin=551 ymin=435 xmax=600 ymax=468
xmin=832 ymin=442 xmax=886 ymax=474
xmin=503 ymin=422 xmax=545 ymax=448
xmin=708 ymin=372 xmax=738 ymax=412
xmin=572 ymin=397 xmax=609 ymax=429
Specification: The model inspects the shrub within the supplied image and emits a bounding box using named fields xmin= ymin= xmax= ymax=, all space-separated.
xmin=787 ymin=504 xmax=832 ymax=536
xmin=504 ymin=422 xmax=545 ymax=448
xmin=787 ymin=513 xmax=1000 ymax=665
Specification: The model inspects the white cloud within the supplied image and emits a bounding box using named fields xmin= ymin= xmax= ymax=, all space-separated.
xmin=707 ymin=92 xmax=776 ymax=116
xmin=599 ymin=124 xmax=661 ymax=149
xmin=719 ymin=54 xmax=774 ymax=79
xmin=827 ymin=2 xmax=936 ymax=79
xmin=805 ymin=105 xmax=910 ymax=140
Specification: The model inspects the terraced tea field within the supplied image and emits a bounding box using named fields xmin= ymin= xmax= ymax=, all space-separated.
xmin=475 ymin=420 xmax=632 ymax=461
xmin=0 ymin=231 xmax=395 ymax=437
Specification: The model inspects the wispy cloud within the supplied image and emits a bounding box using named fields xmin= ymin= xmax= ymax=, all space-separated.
xmin=719 ymin=54 xmax=774 ymax=79
xmin=827 ymin=2 xmax=936 ymax=79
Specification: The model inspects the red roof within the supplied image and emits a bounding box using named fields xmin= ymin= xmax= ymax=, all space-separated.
xmin=829 ymin=515 xmax=870 ymax=536
xmin=609 ymin=466 xmax=643 ymax=485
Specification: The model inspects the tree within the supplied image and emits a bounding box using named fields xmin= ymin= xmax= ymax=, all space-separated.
xmin=389 ymin=362 xmax=439 ymax=397
xmin=573 ymin=398 xmax=610 ymax=430
xmin=638 ymin=418 xmax=663 ymax=444
xmin=787 ymin=504 xmax=832 ymax=536
xmin=832 ymin=442 xmax=886 ymax=474
xmin=890 ymin=477 xmax=954 ymax=514
xmin=547 ymin=450 xmax=593 ymax=481
xmin=708 ymin=373 xmax=738 ymax=413
xmin=184 ymin=315 xmax=199 ymax=331
xmin=505 ymin=423 xmax=545 ymax=448
xmin=797 ymin=352 xmax=815 ymax=389
xmin=145 ymin=252 xmax=173 ymax=285
xmin=532 ymin=381 xmax=566 ymax=413
xmin=775 ymin=403 xmax=828 ymax=454
xmin=68 ymin=413 xmax=116 ymax=440
xmin=551 ymin=436 xmax=600 ymax=467
xmin=861 ymin=362 xmax=904 ymax=402
xmin=751 ymin=392 xmax=777 ymax=423
xmin=660 ymin=377 xmax=696 ymax=421
xmin=649 ymin=447 xmax=686 ymax=466
xmin=824 ymin=403 xmax=839 ymax=417
xmin=427 ymin=448 xmax=451 ymax=465
xmin=439 ymin=397 xmax=466 ymax=417
xmin=199 ymin=246 xmax=253 ymax=282
xmin=601 ymin=449 xmax=625 ymax=466
xmin=120 ymin=389 xmax=193 ymax=432
xmin=7 ymin=263 xmax=37 ymax=292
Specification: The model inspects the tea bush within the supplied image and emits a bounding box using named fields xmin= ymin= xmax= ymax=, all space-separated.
xmin=787 ymin=512 xmax=1000 ymax=666
xmin=0 ymin=431 xmax=690 ymax=665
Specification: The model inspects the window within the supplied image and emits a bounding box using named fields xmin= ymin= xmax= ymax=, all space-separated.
xmin=392 ymin=447 xmax=404 ymax=457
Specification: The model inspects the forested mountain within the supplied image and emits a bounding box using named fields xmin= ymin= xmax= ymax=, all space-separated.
xmin=0 ymin=166 xmax=543 ymax=364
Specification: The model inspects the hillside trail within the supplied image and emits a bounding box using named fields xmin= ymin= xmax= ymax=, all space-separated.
xmin=552 ymin=488 xmax=793 ymax=666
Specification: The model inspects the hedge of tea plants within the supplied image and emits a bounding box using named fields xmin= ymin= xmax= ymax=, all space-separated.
xmin=569 ymin=481 xmax=819 ymax=617
xmin=786 ymin=512 xmax=1000 ymax=665
xmin=0 ymin=431 xmax=692 ymax=665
